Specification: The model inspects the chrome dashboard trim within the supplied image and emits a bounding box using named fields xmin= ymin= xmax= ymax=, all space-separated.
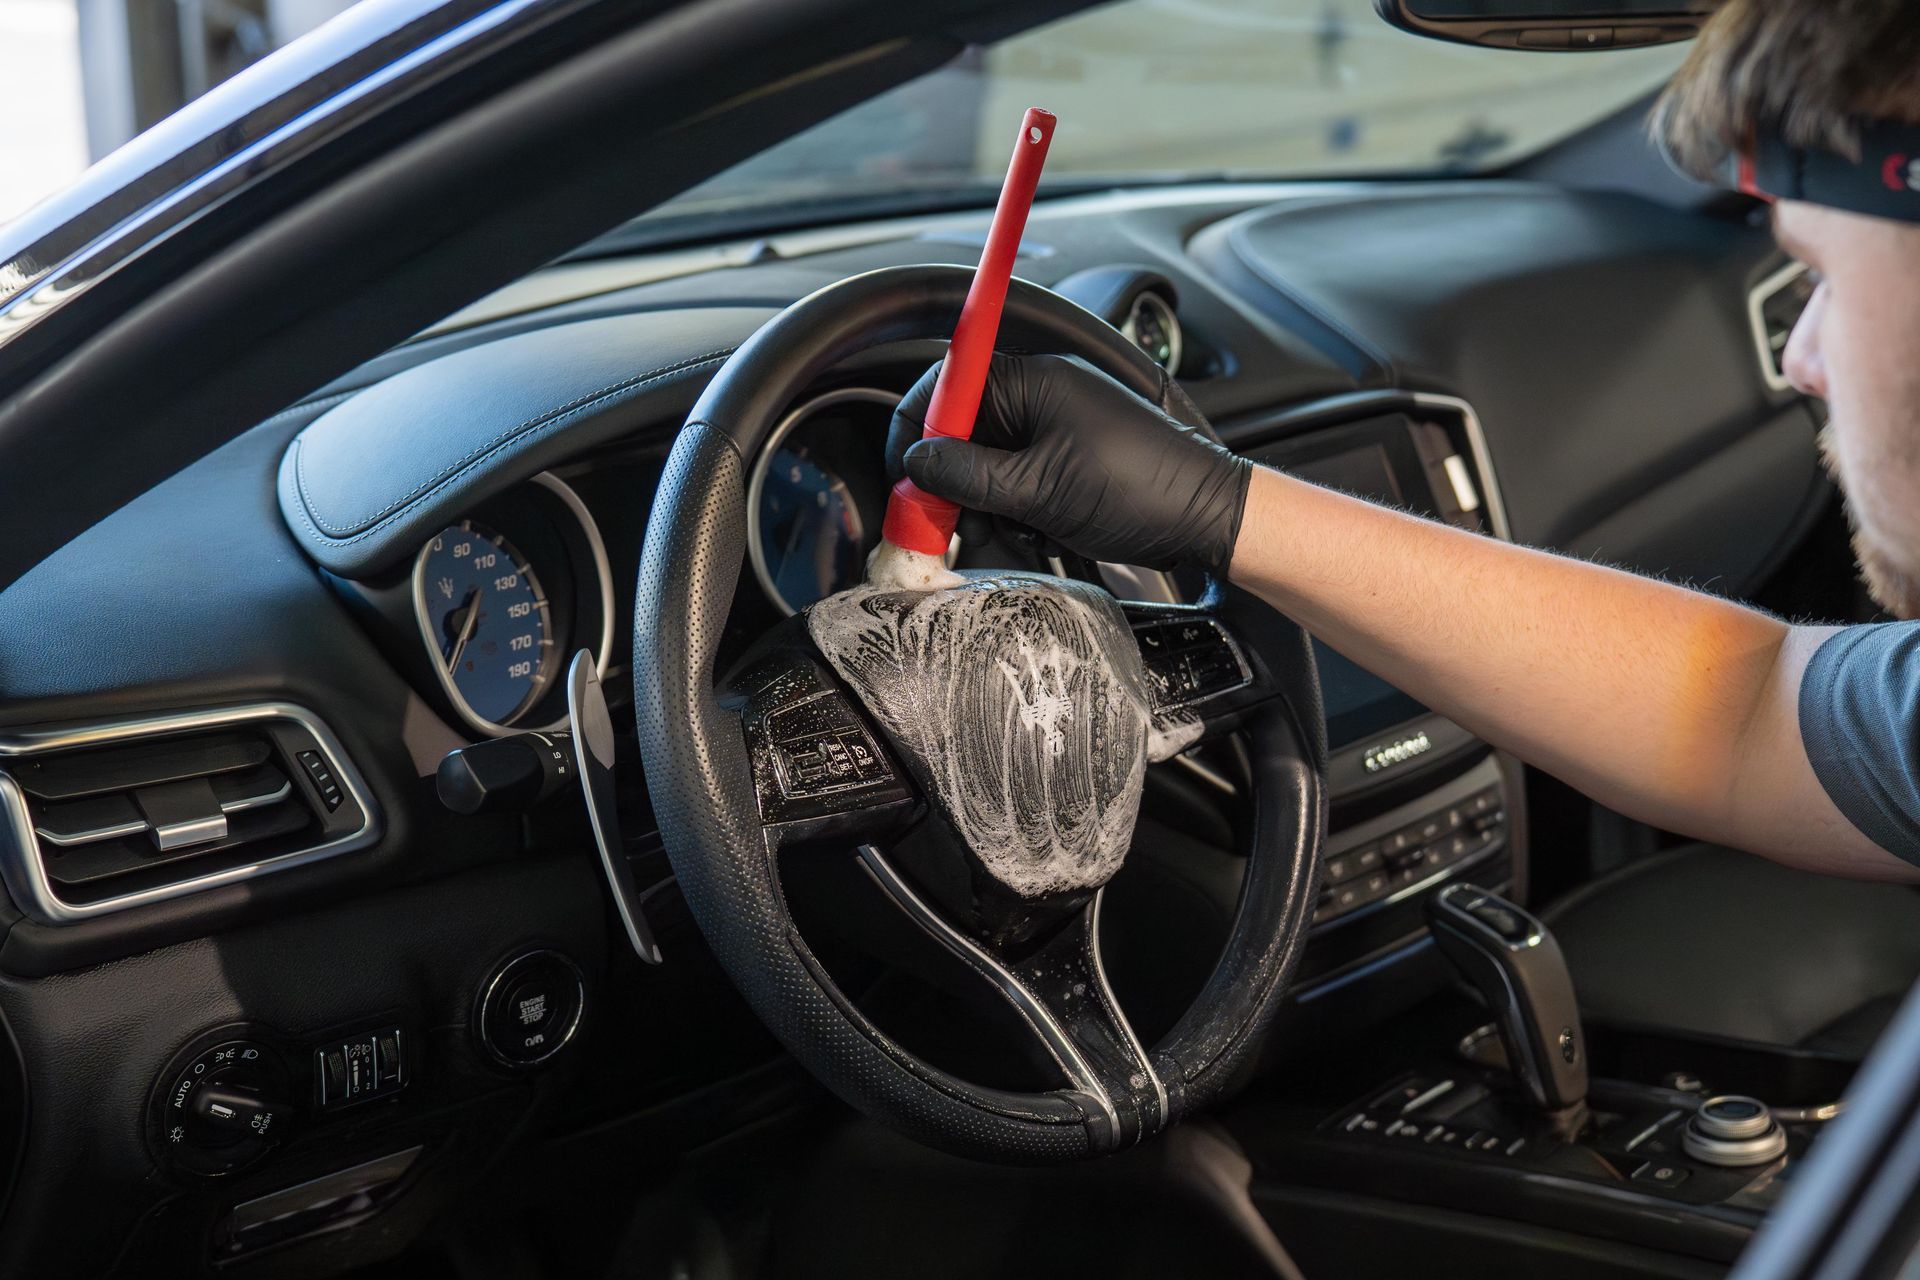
xmin=1119 ymin=290 xmax=1183 ymax=375
xmin=746 ymin=386 xmax=904 ymax=616
xmin=1215 ymin=389 xmax=1513 ymax=543
xmin=38 ymin=774 xmax=295 ymax=848
xmin=1748 ymin=259 xmax=1810 ymax=394
xmin=410 ymin=471 xmax=613 ymax=739
xmin=1409 ymin=392 xmax=1512 ymax=542
xmin=0 ymin=702 xmax=380 ymax=924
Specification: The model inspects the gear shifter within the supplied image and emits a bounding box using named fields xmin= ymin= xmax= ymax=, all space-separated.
xmin=1427 ymin=884 xmax=1588 ymax=1128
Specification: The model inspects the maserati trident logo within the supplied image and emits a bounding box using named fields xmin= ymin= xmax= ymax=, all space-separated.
xmin=1363 ymin=731 xmax=1433 ymax=774
xmin=436 ymin=576 xmax=455 ymax=600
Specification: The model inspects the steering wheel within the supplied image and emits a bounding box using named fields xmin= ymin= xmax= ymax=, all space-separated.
xmin=634 ymin=264 xmax=1327 ymax=1163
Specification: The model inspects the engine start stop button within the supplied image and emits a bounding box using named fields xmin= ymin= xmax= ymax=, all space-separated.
xmin=476 ymin=950 xmax=584 ymax=1068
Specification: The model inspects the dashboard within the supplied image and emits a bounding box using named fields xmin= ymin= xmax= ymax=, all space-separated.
xmin=0 ymin=177 xmax=1828 ymax=1278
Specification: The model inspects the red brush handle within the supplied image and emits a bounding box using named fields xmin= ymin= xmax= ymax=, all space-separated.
xmin=882 ymin=107 xmax=1056 ymax=556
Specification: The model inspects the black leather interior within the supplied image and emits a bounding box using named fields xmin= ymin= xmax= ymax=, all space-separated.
xmin=1545 ymin=844 xmax=1920 ymax=1060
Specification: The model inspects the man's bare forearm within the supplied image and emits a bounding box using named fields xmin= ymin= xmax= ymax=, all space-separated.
xmin=1230 ymin=467 xmax=1912 ymax=879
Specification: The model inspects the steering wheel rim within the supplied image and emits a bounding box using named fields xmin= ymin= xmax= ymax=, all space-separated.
xmin=634 ymin=264 xmax=1327 ymax=1163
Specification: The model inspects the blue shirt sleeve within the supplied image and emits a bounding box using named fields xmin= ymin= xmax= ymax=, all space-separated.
xmin=1799 ymin=622 xmax=1920 ymax=867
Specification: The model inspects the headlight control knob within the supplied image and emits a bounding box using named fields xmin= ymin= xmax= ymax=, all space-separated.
xmin=149 ymin=1034 xmax=293 ymax=1176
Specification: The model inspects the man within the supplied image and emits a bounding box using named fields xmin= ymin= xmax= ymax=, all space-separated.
xmin=887 ymin=0 xmax=1920 ymax=888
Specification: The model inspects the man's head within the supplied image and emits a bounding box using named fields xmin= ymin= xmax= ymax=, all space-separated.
xmin=1659 ymin=0 xmax=1920 ymax=618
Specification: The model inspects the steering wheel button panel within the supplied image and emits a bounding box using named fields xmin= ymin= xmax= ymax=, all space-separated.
xmin=729 ymin=643 xmax=915 ymax=828
xmin=1132 ymin=616 xmax=1250 ymax=711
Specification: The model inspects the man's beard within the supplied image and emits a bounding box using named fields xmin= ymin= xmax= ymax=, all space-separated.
xmin=1819 ymin=424 xmax=1920 ymax=620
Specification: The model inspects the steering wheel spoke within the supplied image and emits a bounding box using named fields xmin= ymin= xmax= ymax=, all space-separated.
xmin=722 ymin=627 xmax=921 ymax=847
xmin=1124 ymin=600 xmax=1274 ymax=750
xmin=856 ymin=846 xmax=1166 ymax=1150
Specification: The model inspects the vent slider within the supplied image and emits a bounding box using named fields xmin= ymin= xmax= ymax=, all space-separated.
xmin=0 ymin=704 xmax=379 ymax=922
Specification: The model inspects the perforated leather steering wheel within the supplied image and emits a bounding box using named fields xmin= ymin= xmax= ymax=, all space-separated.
xmin=633 ymin=265 xmax=1327 ymax=1163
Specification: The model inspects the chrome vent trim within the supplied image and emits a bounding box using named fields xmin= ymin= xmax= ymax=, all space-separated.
xmin=0 ymin=703 xmax=379 ymax=923
xmin=1749 ymin=260 xmax=1812 ymax=393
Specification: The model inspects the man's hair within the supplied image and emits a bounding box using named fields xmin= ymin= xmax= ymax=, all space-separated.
xmin=1657 ymin=0 xmax=1920 ymax=180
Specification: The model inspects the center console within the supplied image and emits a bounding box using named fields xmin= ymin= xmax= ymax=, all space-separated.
xmin=1235 ymin=396 xmax=1528 ymax=1012
xmin=1232 ymin=886 xmax=1841 ymax=1272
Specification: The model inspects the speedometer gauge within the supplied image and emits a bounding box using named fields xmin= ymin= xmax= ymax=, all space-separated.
xmin=418 ymin=521 xmax=553 ymax=726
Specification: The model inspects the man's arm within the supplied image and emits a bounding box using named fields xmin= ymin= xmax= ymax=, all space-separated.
xmin=889 ymin=353 xmax=1914 ymax=881
xmin=1232 ymin=467 xmax=1912 ymax=880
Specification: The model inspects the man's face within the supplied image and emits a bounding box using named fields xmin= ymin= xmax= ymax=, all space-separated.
xmin=1776 ymin=200 xmax=1920 ymax=618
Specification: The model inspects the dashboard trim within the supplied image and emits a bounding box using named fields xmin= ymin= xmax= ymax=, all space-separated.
xmin=0 ymin=702 xmax=380 ymax=924
xmin=409 ymin=471 xmax=614 ymax=739
xmin=1217 ymin=389 xmax=1513 ymax=543
xmin=1747 ymin=259 xmax=1810 ymax=394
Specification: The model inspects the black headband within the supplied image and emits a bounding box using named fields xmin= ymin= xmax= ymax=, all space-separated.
xmin=1697 ymin=118 xmax=1920 ymax=224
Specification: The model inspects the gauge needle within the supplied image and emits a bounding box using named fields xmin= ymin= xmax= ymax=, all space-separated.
xmin=444 ymin=589 xmax=481 ymax=669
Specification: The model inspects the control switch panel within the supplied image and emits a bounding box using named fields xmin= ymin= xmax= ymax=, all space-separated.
xmin=1135 ymin=616 xmax=1249 ymax=711
xmin=1315 ymin=785 xmax=1507 ymax=926
xmin=315 ymin=1025 xmax=405 ymax=1110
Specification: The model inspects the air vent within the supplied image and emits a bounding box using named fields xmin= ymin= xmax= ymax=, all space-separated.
xmin=0 ymin=705 xmax=377 ymax=922
xmin=1749 ymin=261 xmax=1816 ymax=392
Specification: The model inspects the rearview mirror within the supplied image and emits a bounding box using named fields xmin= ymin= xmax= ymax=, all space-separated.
xmin=1373 ymin=0 xmax=1718 ymax=50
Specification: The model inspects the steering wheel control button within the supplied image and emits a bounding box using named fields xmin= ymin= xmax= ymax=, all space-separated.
xmin=1132 ymin=616 xmax=1250 ymax=711
xmin=735 ymin=653 xmax=918 ymax=827
xmin=1682 ymin=1095 xmax=1789 ymax=1166
xmin=313 ymin=1025 xmax=406 ymax=1110
xmin=152 ymin=1035 xmax=293 ymax=1176
xmin=477 ymin=950 xmax=584 ymax=1069
xmin=768 ymin=698 xmax=891 ymax=800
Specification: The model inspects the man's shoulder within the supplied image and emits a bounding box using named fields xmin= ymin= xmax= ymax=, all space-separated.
xmin=1800 ymin=620 xmax=1920 ymax=866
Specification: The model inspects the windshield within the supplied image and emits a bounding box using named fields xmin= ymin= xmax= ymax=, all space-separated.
xmin=638 ymin=0 xmax=1685 ymax=235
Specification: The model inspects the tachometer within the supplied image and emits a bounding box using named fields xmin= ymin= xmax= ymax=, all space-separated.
xmin=418 ymin=521 xmax=553 ymax=726
xmin=757 ymin=446 xmax=866 ymax=614
xmin=747 ymin=387 xmax=901 ymax=614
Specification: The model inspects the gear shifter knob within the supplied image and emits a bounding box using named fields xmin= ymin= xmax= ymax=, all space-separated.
xmin=1427 ymin=884 xmax=1588 ymax=1118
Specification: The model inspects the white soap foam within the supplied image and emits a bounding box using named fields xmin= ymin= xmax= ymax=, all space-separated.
xmin=865 ymin=540 xmax=965 ymax=593
xmin=809 ymin=571 xmax=1189 ymax=899
xmin=1147 ymin=712 xmax=1204 ymax=762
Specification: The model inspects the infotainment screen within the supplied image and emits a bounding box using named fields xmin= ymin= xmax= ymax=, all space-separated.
xmin=1252 ymin=418 xmax=1434 ymax=749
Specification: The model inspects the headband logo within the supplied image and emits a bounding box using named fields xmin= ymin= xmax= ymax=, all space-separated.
xmin=1882 ymin=152 xmax=1920 ymax=193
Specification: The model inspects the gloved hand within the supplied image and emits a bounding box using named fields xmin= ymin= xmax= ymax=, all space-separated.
xmin=885 ymin=353 xmax=1253 ymax=573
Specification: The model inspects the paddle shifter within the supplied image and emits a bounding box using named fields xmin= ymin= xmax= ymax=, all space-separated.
xmin=1427 ymin=884 xmax=1588 ymax=1127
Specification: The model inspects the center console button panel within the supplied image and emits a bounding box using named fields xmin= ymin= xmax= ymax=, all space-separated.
xmin=1315 ymin=783 xmax=1508 ymax=926
xmin=1319 ymin=1069 xmax=1805 ymax=1207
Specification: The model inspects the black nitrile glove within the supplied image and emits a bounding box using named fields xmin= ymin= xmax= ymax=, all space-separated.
xmin=885 ymin=353 xmax=1252 ymax=574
